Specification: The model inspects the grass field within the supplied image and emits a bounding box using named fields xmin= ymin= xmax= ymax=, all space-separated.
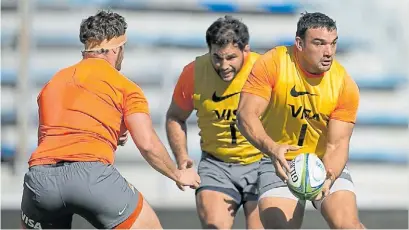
xmin=2 ymin=208 xmax=408 ymax=229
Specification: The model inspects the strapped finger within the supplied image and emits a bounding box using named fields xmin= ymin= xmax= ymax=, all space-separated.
xmin=279 ymin=157 xmax=291 ymax=173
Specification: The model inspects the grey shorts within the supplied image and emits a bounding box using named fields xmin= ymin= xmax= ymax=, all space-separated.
xmin=195 ymin=152 xmax=260 ymax=205
xmin=20 ymin=161 xmax=141 ymax=229
xmin=258 ymin=157 xmax=354 ymax=209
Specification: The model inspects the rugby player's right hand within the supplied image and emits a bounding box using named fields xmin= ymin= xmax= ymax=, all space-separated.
xmin=175 ymin=167 xmax=201 ymax=191
xmin=270 ymin=144 xmax=301 ymax=183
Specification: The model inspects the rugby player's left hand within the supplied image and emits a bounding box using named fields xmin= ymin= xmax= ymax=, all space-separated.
xmin=175 ymin=168 xmax=201 ymax=191
xmin=118 ymin=131 xmax=129 ymax=146
xmin=314 ymin=168 xmax=335 ymax=201
xmin=176 ymin=157 xmax=196 ymax=190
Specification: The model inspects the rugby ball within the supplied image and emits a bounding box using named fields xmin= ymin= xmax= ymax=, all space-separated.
xmin=287 ymin=153 xmax=326 ymax=200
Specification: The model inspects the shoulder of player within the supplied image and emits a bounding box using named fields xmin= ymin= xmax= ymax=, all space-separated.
xmin=97 ymin=65 xmax=142 ymax=92
xmin=330 ymin=60 xmax=359 ymax=93
xmin=249 ymin=51 xmax=261 ymax=57
xmin=257 ymin=45 xmax=289 ymax=63
xmin=182 ymin=60 xmax=196 ymax=72
xmin=81 ymin=58 xmax=125 ymax=80
xmin=247 ymin=51 xmax=261 ymax=64
xmin=119 ymin=73 xmax=142 ymax=88
xmin=182 ymin=54 xmax=211 ymax=77
xmin=330 ymin=59 xmax=351 ymax=79
xmin=178 ymin=60 xmax=195 ymax=82
xmin=42 ymin=63 xmax=78 ymax=86
xmin=120 ymin=77 xmax=146 ymax=97
xmin=267 ymin=45 xmax=290 ymax=56
xmin=193 ymin=53 xmax=210 ymax=67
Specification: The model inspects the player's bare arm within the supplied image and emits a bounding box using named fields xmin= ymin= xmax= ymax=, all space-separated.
xmin=314 ymin=119 xmax=355 ymax=200
xmin=236 ymin=93 xmax=274 ymax=154
xmin=315 ymin=74 xmax=360 ymax=200
xmin=166 ymin=100 xmax=193 ymax=168
xmin=126 ymin=112 xmax=200 ymax=188
xmin=237 ymin=92 xmax=299 ymax=180
xmin=323 ymin=119 xmax=354 ymax=180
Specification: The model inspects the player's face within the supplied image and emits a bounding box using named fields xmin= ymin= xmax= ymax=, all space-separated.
xmin=210 ymin=43 xmax=247 ymax=82
xmin=297 ymin=28 xmax=338 ymax=74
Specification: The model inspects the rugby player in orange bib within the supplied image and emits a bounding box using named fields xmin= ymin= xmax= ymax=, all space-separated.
xmin=236 ymin=12 xmax=365 ymax=229
xmin=165 ymin=16 xmax=264 ymax=229
xmin=20 ymin=10 xmax=200 ymax=229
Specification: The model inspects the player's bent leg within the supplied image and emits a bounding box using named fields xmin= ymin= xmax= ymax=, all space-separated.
xmin=240 ymin=159 xmax=263 ymax=229
xmin=243 ymin=200 xmax=264 ymax=229
xmin=258 ymin=157 xmax=305 ymax=229
xmin=258 ymin=189 xmax=305 ymax=229
xmin=313 ymin=168 xmax=364 ymax=229
xmin=196 ymin=189 xmax=239 ymax=229
xmin=320 ymin=190 xmax=363 ymax=229
xmin=195 ymin=152 xmax=243 ymax=229
xmin=119 ymin=195 xmax=162 ymax=229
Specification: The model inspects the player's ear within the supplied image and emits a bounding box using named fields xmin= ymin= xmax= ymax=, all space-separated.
xmin=243 ymin=44 xmax=250 ymax=53
xmin=295 ymin=37 xmax=304 ymax=51
xmin=114 ymin=46 xmax=121 ymax=55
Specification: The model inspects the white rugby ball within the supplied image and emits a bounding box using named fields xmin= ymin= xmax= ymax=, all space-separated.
xmin=287 ymin=153 xmax=326 ymax=200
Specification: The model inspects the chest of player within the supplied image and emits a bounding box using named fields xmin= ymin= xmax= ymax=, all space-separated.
xmin=191 ymin=53 xmax=257 ymax=123
xmin=271 ymin=67 xmax=344 ymax=124
xmin=193 ymin=81 xmax=244 ymax=122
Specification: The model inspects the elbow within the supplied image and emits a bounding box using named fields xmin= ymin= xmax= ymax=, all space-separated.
xmin=166 ymin=112 xmax=181 ymax=124
xmin=136 ymin=140 xmax=155 ymax=156
xmin=166 ymin=114 xmax=186 ymax=129
xmin=165 ymin=111 xmax=172 ymax=123
xmin=235 ymin=111 xmax=246 ymax=131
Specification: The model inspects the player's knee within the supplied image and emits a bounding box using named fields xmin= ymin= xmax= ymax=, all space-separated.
xmin=330 ymin=216 xmax=362 ymax=229
xmin=260 ymin=217 xmax=301 ymax=229
xmin=245 ymin=210 xmax=263 ymax=229
xmin=246 ymin=219 xmax=264 ymax=230
xmin=260 ymin=210 xmax=302 ymax=229
xmin=261 ymin=220 xmax=287 ymax=229
xmin=201 ymin=216 xmax=233 ymax=229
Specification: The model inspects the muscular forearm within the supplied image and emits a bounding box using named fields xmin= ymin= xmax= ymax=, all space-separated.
xmin=166 ymin=117 xmax=189 ymax=165
xmin=140 ymin=132 xmax=180 ymax=182
xmin=322 ymin=143 xmax=349 ymax=179
xmin=237 ymin=113 xmax=277 ymax=157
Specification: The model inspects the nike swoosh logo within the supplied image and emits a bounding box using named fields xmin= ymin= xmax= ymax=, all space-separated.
xmin=212 ymin=92 xmax=240 ymax=102
xmin=119 ymin=204 xmax=128 ymax=215
xmin=290 ymin=86 xmax=316 ymax=97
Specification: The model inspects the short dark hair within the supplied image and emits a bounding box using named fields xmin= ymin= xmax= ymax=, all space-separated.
xmin=79 ymin=10 xmax=127 ymax=46
xmin=296 ymin=12 xmax=337 ymax=40
xmin=206 ymin=15 xmax=249 ymax=50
